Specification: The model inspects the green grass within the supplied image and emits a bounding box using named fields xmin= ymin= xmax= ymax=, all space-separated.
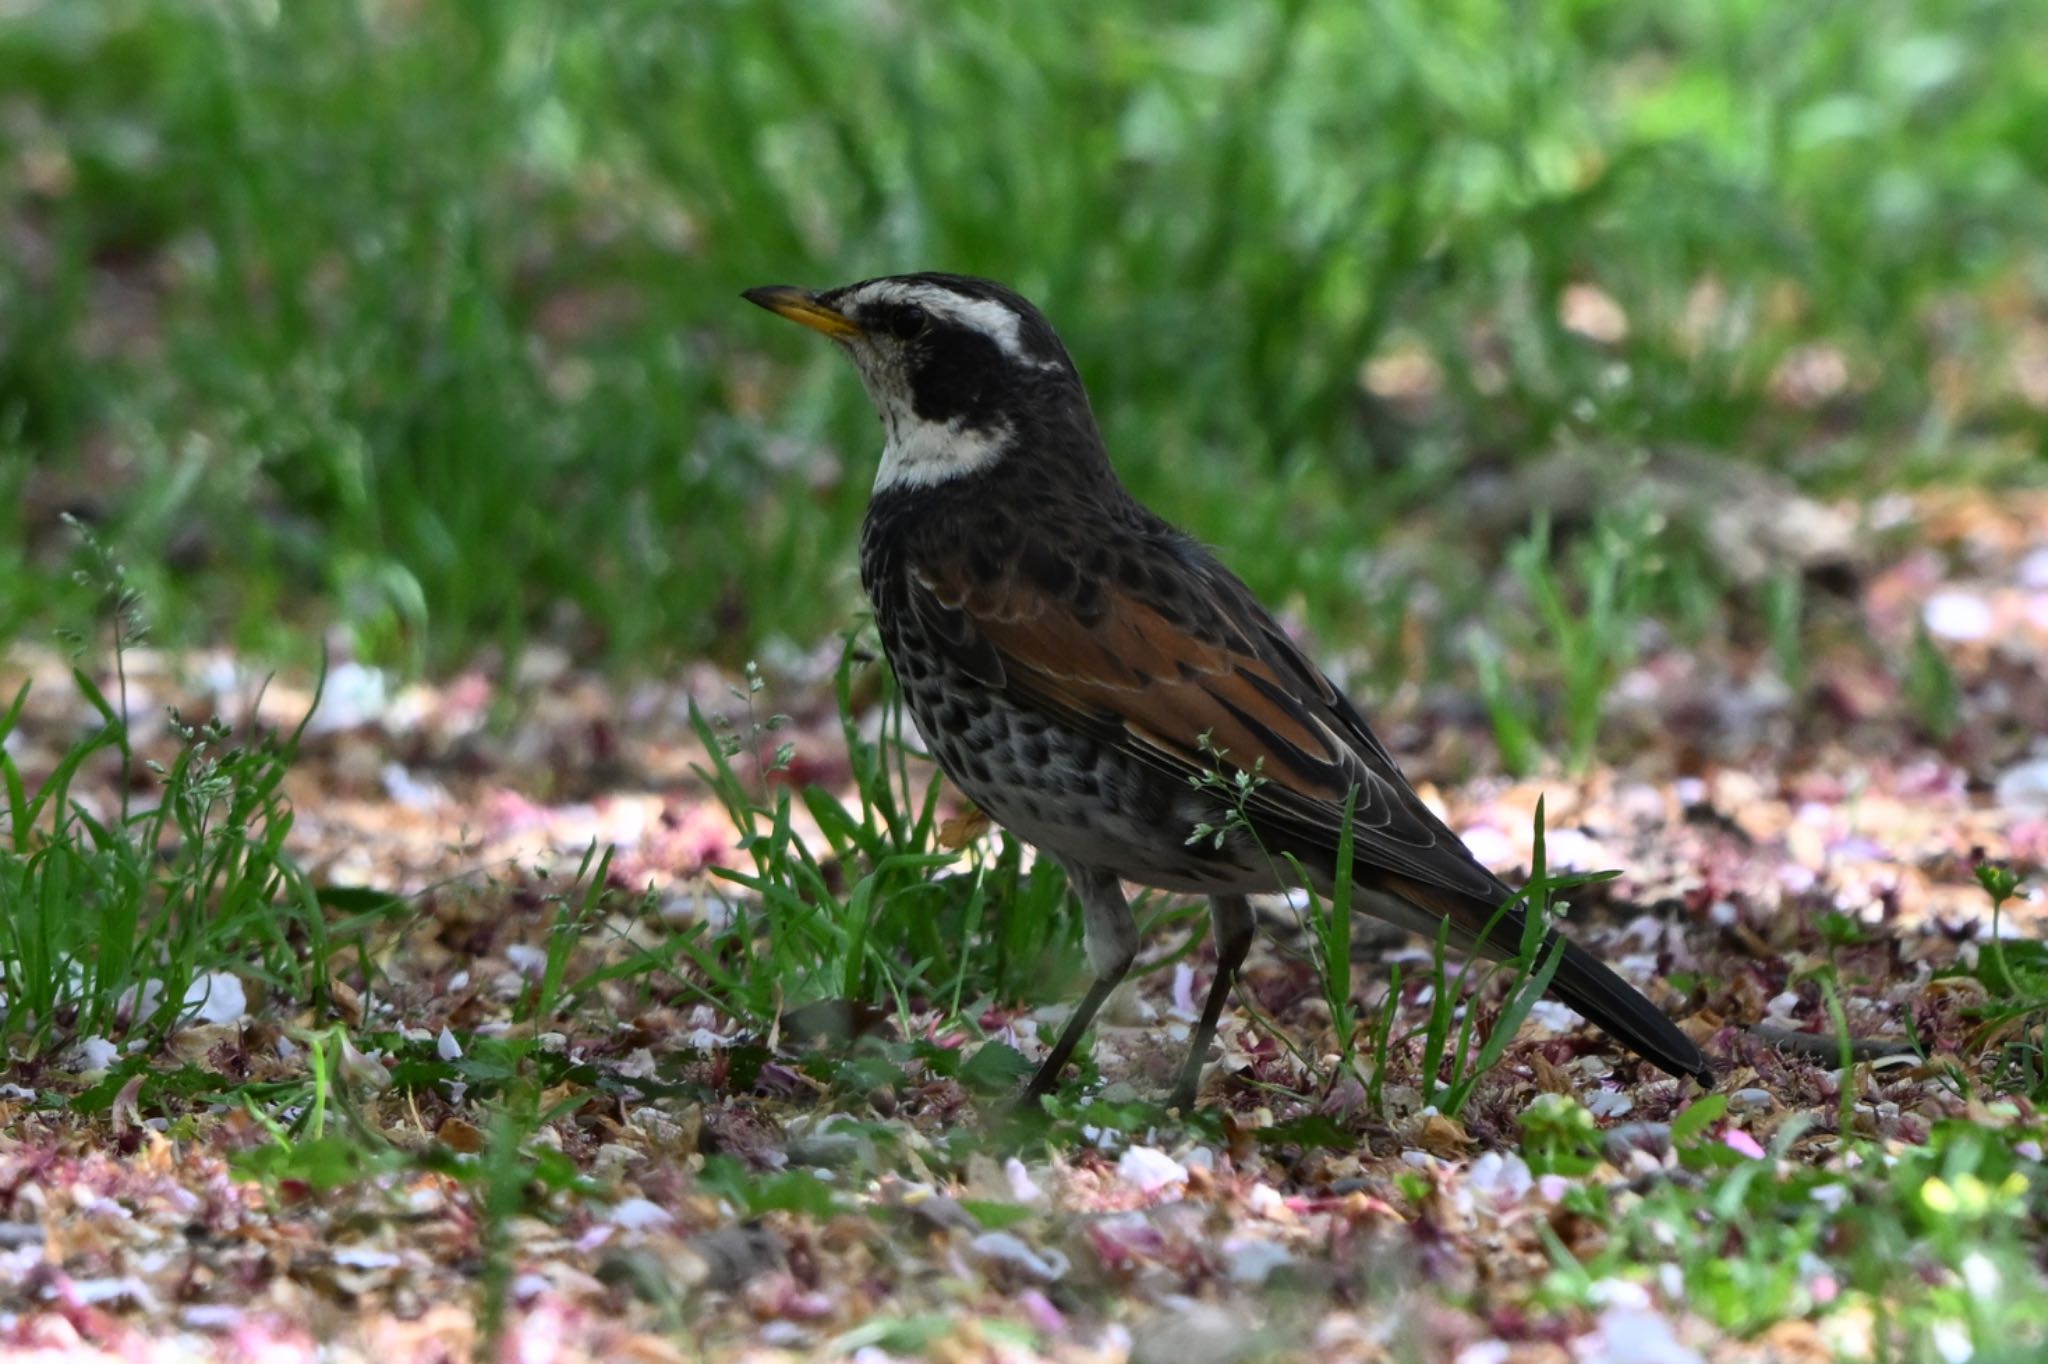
xmin=8 ymin=566 xmax=2048 ymax=1356
xmin=1474 ymin=511 xmax=1659 ymax=775
xmin=7 ymin=5 xmax=2048 ymax=1352
xmin=4 ymin=0 xmax=2048 ymax=1339
xmin=680 ymin=643 xmax=1086 ymax=1034
xmin=1192 ymin=736 xmax=1592 ymax=1116
xmin=4 ymin=0 xmax=2046 ymax=686
xmin=1514 ymin=1096 xmax=2048 ymax=1359
xmin=0 ymin=528 xmax=335 ymax=1054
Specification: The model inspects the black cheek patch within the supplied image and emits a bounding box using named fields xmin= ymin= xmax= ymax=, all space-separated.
xmin=908 ymin=324 xmax=1010 ymax=428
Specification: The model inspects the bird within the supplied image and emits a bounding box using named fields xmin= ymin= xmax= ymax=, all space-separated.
xmin=743 ymin=273 xmax=1713 ymax=1108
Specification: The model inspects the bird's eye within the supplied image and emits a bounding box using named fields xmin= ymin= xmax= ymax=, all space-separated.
xmin=889 ymin=304 xmax=928 ymax=340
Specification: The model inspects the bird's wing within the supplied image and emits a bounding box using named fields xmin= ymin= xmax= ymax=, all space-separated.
xmin=903 ymin=539 xmax=1717 ymax=1085
xmin=904 ymin=545 xmax=1508 ymax=907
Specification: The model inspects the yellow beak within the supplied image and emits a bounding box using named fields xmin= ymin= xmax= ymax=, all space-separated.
xmin=742 ymin=285 xmax=862 ymax=340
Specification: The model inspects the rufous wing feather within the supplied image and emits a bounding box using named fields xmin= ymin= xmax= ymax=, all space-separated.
xmin=903 ymin=545 xmax=1712 ymax=1084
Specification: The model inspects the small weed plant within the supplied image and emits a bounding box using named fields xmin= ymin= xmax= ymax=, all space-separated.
xmin=1 ymin=526 xmax=330 ymax=1055
xmin=685 ymin=634 xmax=1083 ymax=1042
xmin=1471 ymin=509 xmax=1660 ymax=776
xmin=1187 ymin=727 xmax=1596 ymax=1117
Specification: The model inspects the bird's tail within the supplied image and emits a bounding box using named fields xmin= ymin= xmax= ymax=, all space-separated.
xmin=1542 ymin=932 xmax=1712 ymax=1083
xmin=1376 ymin=873 xmax=1713 ymax=1084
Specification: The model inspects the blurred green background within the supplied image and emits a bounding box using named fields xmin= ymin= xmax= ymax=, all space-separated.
xmin=3 ymin=0 xmax=2045 ymax=679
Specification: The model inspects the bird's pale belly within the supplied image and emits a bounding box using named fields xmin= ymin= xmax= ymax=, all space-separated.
xmin=897 ymin=678 xmax=1277 ymax=895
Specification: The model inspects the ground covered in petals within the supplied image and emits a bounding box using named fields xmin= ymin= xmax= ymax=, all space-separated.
xmin=4 ymin=492 xmax=2047 ymax=1362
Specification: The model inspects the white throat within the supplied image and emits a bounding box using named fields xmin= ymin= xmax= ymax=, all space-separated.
xmin=872 ymin=410 xmax=1011 ymax=491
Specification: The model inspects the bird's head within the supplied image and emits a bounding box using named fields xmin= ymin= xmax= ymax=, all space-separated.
xmin=744 ymin=273 xmax=1095 ymax=493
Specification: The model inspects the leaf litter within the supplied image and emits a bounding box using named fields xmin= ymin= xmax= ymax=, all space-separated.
xmin=1 ymin=490 xmax=2046 ymax=1361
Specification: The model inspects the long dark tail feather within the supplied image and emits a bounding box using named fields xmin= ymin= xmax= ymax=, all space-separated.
xmin=1376 ymin=872 xmax=1714 ymax=1085
xmin=1546 ymin=934 xmax=1713 ymax=1084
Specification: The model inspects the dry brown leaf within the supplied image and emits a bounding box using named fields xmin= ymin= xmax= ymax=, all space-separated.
xmin=1755 ymin=1318 xmax=1834 ymax=1363
xmin=328 ymin=977 xmax=365 ymax=1026
xmin=1419 ymin=1113 xmax=1475 ymax=1159
xmin=436 ymin=1117 xmax=485 ymax=1153
xmin=1529 ymin=1052 xmax=1574 ymax=1095
xmin=936 ymin=803 xmax=993 ymax=850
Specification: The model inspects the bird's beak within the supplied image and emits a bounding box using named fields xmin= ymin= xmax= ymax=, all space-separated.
xmin=742 ymin=285 xmax=862 ymax=340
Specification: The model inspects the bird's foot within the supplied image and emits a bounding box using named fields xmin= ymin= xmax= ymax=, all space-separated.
xmin=1164 ymin=1057 xmax=1207 ymax=1113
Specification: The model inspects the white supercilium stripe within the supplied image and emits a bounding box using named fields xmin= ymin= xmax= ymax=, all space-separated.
xmin=853 ymin=281 xmax=1060 ymax=370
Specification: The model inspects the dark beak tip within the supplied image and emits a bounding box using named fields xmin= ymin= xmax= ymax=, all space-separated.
xmin=741 ymin=284 xmax=861 ymax=340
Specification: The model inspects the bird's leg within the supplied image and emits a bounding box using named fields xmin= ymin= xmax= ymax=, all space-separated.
xmin=1021 ymin=863 xmax=1136 ymax=1105
xmin=1168 ymin=894 xmax=1253 ymax=1111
